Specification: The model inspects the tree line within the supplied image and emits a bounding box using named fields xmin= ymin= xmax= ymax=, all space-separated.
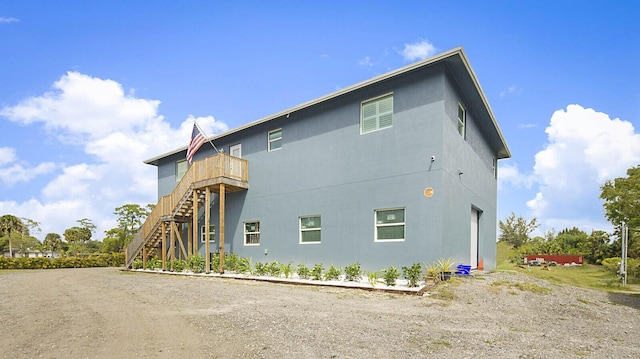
xmin=500 ymin=164 xmax=640 ymax=264
xmin=0 ymin=203 xmax=152 ymax=257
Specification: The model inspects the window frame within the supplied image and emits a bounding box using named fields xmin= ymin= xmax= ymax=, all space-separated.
xmin=244 ymin=221 xmax=260 ymax=246
xmin=374 ymin=208 xmax=406 ymax=242
xmin=299 ymin=215 xmax=321 ymax=244
xmin=268 ymin=128 xmax=282 ymax=151
xmin=360 ymin=93 xmax=394 ymax=135
xmin=176 ymin=159 xmax=188 ymax=182
xmin=200 ymin=224 xmax=215 ymax=243
xmin=457 ymin=102 xmax=466 ymax=139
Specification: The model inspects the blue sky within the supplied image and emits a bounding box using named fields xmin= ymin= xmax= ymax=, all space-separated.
xmin=1 ymin=1 xmax=639 ymax=240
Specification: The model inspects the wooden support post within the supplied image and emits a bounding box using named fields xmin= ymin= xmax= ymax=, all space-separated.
xmin=192 ymin=190 xmax=199 ymax=257
xmin=219 ymin=183 xmax=225 ymax=274
xmin=205 ymin=187 xmax=211 ymax=274
xmin=142 ymin=246 xmax=147 ymax=270
xmin=187 ymin=220 xmax=192 ymax=257
xmin=173 ymin=222 xmax=187 ymax=259
xmin=169 ymin=220 xmax=175 ymax=271
xmin=161 ymin=222 xmax=167 ymax=271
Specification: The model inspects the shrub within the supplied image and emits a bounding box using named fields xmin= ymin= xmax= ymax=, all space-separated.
xmin=366 ymin=271 xmax=378 ymax=288
xmin=281 ymin=261 xmax=294 ymax=278
xmin=402 ymin=263 xmax=422 ymax=287
xmin=344 ymin=262 xmax=362 ymax=282
xmin=171 ymin=259 xmax=186 ymax=272
xmin=324 ymin=264 xmax=342 ymax=281
xmin=147 ymin=257 xmax=162 ymax=270
xmin=297 ymin=263 xmax=311 ymax=279
xmin=236 ymin=256 xmax=253 ymax=275
xmin=225 ymin=252 xmax=241 ymax=272
xmin=382 ymin=266 xmax=400 ymax=286
xmin=311 ymin=264 xmax=323 ymax=280
xmin=132 ymin=259 xmax=143 ymax=269
xmin=266 ymin=260 xmax=282 ymax=277
xmin=186 ymin=254 xmax=205 ymax=273
xmin=254 ymin=262 xmax=267 ymax=276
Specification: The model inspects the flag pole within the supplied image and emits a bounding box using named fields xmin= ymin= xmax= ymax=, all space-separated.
xmin=194 ymin=121 xmax=220 ymax=154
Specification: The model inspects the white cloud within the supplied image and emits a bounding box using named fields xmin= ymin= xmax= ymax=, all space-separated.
xmin=0 ymin=17 xmax=19 ymax=23
xmin=500 ymin=85 xmax=521 ymax=98
xmin=0 ymin=72 xmax=229 ymax=239
xmin=0 ymin=147 xmax=17 ymax=166
xmin=358 ymin=56 xmax=373 ymax=66
xmin=526 ymin=104 xmax=640 ymax=231
xmin=400 ymin=39 xmax=437 ymax=62
xmin=498 ymin=161 xmax=534 ymax=189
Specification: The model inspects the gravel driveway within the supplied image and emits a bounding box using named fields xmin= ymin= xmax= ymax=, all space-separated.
xmin=0 ymin=267 xmax=638 ymax=358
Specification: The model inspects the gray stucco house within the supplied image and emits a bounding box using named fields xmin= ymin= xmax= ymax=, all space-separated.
xmin=125 ymin=47 xmax=510 ymax=273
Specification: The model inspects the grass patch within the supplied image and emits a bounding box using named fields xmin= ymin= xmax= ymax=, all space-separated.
xmin=430 ymin=287 xmax=457 ymax=301
xmin=431 ymin=339 xmax=452 ymax=348
xmin=496 ymin=242 xmax=635 ymax=293
xmin=490 ymin=279 xmax=551 ymax=294
xmin=508 ymin=327 xmax=531 ymax=333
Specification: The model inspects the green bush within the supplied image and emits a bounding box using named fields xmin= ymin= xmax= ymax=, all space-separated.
xmin=344 ymin=262 xmax=362 ymax=282
xmin=186 ymin=254 xmax=205 ymax=273
xmin=382 ymin=266 xmax=400 ymax=286
xmin=132 ymin=259 xmax=143 ymax=269
xmin=311 ymin=264 xmax=324 ymax=280
xmin=147 ymin=257 xmax=162 ymax=270
xmin=266 ymin=260 xmax=282 ymax=277
xmin=324 ymin=264 xmax=342 ymax=281
xmin=281 ymin=261 xmax=294 ymax=278
xmin=366 ymin=271 xmax=378 ymax=288
xmin=297 ymin=263 xmax=311 ymax=279
xmin=170 ymin=259 xmax=186 ymax=272
xmin=0 ymin=253 xmax=125 ymax=270
xmin=254 ymin=262 xmax=267 ymax=276
xmin=236 ymin=256 xmax=253 ymax=275
xmin=402 ymin=263 xmax=422 ymax=287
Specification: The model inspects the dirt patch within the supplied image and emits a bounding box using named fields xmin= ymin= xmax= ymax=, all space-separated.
xmin=0 ymin=268 xmax=638 ymax=358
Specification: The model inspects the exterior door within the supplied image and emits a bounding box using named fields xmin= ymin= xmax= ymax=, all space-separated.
xmin=230 ymin=144 xmax=241 ymax=158
xmin=229 ymin=144 xmax=242 ymax=178
xmin=470 ymin=208 xmax=479 ymax=268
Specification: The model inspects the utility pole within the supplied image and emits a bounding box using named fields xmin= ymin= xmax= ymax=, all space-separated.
xmin=620 ymin=223 xmax=628 ymax=286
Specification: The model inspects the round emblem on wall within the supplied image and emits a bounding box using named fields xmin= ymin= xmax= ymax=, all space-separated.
xmin=424 ymin=187 xmax=434 ymax=197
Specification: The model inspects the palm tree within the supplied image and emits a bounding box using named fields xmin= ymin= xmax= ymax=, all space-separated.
xmin=0 ymin=214 xmax=24 ymax=258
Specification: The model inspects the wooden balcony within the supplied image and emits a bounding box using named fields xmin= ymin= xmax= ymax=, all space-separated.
xmin=125 ymin=153 xmax=248 ymax=269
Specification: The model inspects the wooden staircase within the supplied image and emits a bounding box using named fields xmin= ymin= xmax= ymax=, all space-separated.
xmin=125 ymin=153 xmax=248 ymax=269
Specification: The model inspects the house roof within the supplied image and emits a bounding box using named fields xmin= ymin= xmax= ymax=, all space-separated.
xmin=145 ymin=46 xmax=511 ymax=165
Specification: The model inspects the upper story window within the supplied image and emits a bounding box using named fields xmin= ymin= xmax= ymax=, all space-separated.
xmin=268 ymin=129 xmax=282 ymax=151
xmin=361 ymin=93 xmax=393 ymax=134
xmin=375 ymin=208 xmax=405 ymax=242
xmin=457 ymin=102 xmax=466 ymax=138
xmin=176 ymin=159 xmax=188 ymax=182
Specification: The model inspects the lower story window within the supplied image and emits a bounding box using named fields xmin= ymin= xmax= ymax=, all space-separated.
xmin=201 ymin=225 xmax=215 ymax=242
xmin=244 ymin=221 xmax=260 ymax=245
xmin=300 ymin=216 xmax=321 ymax=243
xmin=375 ymin=208 xmax=405 ymax=242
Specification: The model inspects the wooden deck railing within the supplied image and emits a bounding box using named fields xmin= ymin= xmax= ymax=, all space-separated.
xmin=125 ymin=153 xmax=248 ymax=267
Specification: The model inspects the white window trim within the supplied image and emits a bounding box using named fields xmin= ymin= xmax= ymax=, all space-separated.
xmin=360 ymin=92 xmax=394 ymax=135
xmin=374 ymin=207 xmax=406 ymax=242
xmin=457 ymin=102 xmax=466 ymax=139
xmin=176 ymin=159 xmax=188 ymax=182
xmin=244 ymin=221 xmax=260 ymax=246
xmin=299 ymin=215 xmax=321 ymax=244
xmin=268 ymin=128 xmax=282 ymax=152
xmin=200 ymin=225 xmax=215 ymax=243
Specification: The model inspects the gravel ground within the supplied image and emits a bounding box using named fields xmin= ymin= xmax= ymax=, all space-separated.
xmin=0 ymin=267 xmax=638 ymax=358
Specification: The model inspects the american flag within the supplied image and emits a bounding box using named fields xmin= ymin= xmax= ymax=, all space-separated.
xmin=186 ymin=123 xmax=207 ymax=164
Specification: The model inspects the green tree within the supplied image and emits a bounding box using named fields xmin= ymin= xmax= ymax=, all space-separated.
xmin=43 ymin=233 xmax=63 ymax=254
xmin=555 ymin=227 xmax=589 ymax=255
xmin=102 ymin=228 xmax=127 ymax=253
xmin=498 ymin=212 xmax=539 ymax=248
xmin=108 ymin=203 xmax=153 ymax=250
xmin=0 ymin=214 xmax=24 ymax=258
xmin=600 ymin=166 xmax=640 ymax=258
xmin=64 ymin=226 xmax=92 ymax=256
